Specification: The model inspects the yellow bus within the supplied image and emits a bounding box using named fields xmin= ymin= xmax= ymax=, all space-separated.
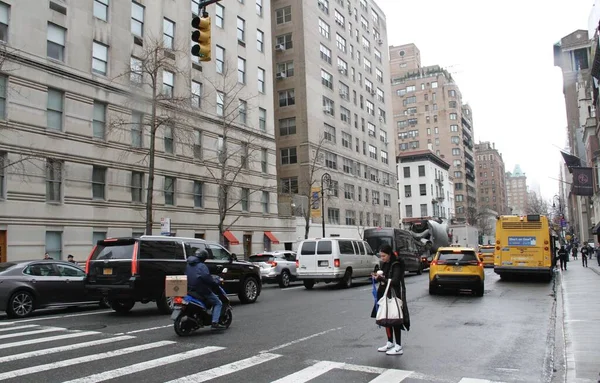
xmin=493 ymin=214 xmax=557 ymax=281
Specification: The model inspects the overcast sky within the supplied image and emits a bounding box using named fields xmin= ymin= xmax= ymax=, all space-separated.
xmin=376 ymin=0 xmax=594 ymax=200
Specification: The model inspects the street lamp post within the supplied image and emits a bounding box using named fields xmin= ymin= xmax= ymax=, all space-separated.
xmin=321 ymin=173 xmax=331 ymax=238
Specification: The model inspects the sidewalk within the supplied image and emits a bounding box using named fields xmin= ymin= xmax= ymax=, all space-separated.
xmin=559 ymin=258 xmax=600 ymax=383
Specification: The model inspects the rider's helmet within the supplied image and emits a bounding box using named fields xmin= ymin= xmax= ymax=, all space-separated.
xmin=195 ymin=249 xmax=210 ymax=263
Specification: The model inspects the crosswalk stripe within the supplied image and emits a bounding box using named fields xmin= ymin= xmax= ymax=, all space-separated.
xmin=271 ymin=361 xmax=343 ymax=383
xmin=0 ymin=327 xmax=61 ymax=340
xmin=0 ymin=335 xmax=136 ymax=363
xmin=0 ymin=331 xmax=99 ymax=350
xmin=165 ymin=352 xmax=282 ymax=383
xmin=0 ymin=322 xmax=15 ymax=326
xmin=458 ymin=379 xmax=505 ymax=383
xmin=0 ymin=324 xmax=39 ymax=332
xmin=61 ymin=346 xmax=226 ymax=383
xmin=368 ymin=369 xmax=414 ymax=382
xmin=0 ymin=340 xmax=176 ymax=380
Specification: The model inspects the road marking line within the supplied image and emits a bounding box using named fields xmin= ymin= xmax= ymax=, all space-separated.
xmin=0 ymin=324 xmax=39 ymax=332
xmin=368 ymin=368 xmax=414 ymax=382
xmin=0 ymin=340 xmax=176 ymax=380
xmin=0 ymin=331 xmax=99 ymax=350
xmin=282 ymin=286 xmax=304 ymax=290
xmin=0 ymin=322 xmax=15 ymax=326
xmin=165 ymin=352 xmax=282 ymax=383
xmin=272 ymin=361 xmax=343 ymax=383
xmin=458 ymin=379 xmax=506 ymax=383
xmin=0 ymin=327 xmax=62 ymax=340
xmin=62 ymin=346 xmax=225 ymax=383
xmin=13 ymin=310 xmax=112 ymax=323
xmin=260 ymin=327 xmax=343 ymax=353
xmin=124 ymin=324 xmax=172 ymax=334
xmin=0 ymin=335 xmax=136 ymax=363
xmin=338 ymin=364 xmax=385 ymax=374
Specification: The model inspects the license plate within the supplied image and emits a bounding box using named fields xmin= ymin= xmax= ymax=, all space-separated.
xmin=103 ymin=268 xmax=112 ymax=275
xmin=318 ymin=260 xmax=329 ymax=267
xmin=170 ymin=309 xmax=181 ymax=320
xmin=452 ymin=266 xmax=462 ymax=272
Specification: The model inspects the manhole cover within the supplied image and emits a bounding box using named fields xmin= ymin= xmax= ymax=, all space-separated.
xmin=67 ymin=324 xmax=107 ymax=331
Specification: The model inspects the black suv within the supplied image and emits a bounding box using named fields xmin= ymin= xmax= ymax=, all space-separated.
xmin=84 ymin=236 xmax=262 ymax=314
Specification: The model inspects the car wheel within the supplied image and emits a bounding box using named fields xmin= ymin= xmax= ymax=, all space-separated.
xmin=239 ymin=277 xmax=259 ymax=304
xmin=474 ymin=283 xmax=484 ymax=297
xmin=99 ymin=297 xmax=110 ymax=308
xmin=109 ymin=299 xmax=135 ymax=314
xmin=428 ymin=283 xmax=437 ymax=295
xmin=156 ymin=292 xmax=174 ymax=314
xmin=341 ymin=269 xmax=352 ymax=288
xmin=278 ymin=270 xmax=291 ymax=288
xmin=303 ymin=279 xmax=315 ymax=290
xmin=7 ymin=290 xmax=34 ymax=318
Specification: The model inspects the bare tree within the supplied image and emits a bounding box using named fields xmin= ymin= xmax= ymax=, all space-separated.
xmin=466 ymin=206 xmax=478 ymax=226
xmin=527 ymin=192 xmax=550 ymax=216
xmin=476 ymin=210 xmax=495 ymax=238
xmin=107 ymin=36 xmax=194 ymax=234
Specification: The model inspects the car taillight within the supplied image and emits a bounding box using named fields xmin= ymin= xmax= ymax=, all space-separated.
xmin=268 ymin=261 xmax=278 ymax=267
xmin=334 ymin=259 xmax=340 ymax=267
xmin=131 ymin=241 xmax=139 ymax=276
xmin=478 ymin=262 xmax=484 ymax=267
xmin=295 ymin=260 xmax=299 ymax=268
xmin=173 ymin=296 xmax=183 ymax=305
xmin=85 ymin=245 xmax=96 ymax=275
xmin=421 ymin=257 xmax=427 ymax=262
xmin=431 ymin=260 xmax=437 ymax=266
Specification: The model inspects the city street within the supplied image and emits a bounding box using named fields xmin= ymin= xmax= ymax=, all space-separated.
xmin=0 ymin=269 xmax=558 ymax=383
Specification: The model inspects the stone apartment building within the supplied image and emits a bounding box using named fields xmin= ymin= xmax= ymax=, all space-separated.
xmin=271 ymin=0 xmax=398 ymax=230
xmin=474 ymin=141 xmax=508 ymax=215
xmin=506 ymin=165 xmax=529 ymax=216
xmin=389 ymin=43 xmax=476 ymax=224
xmin=0 ymin=0 xmax=295 ymax=261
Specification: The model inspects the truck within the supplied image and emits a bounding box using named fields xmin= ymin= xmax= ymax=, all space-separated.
xmin=448 ymin=224 xmax=479 ymax=249
xmin=408 ymin=219 xmax=451 ymax=268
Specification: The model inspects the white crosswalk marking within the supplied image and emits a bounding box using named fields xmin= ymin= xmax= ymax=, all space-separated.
xmin=0 ymin=330 xmax=99 ymax=350
xmin=0 ymin=327 xmax=61 ymax=340
xmin=368 ymin=369 xmax=414 ymax=382
xmin=0 ymin=340 xmax=175 ymax=380
xmin=165 ymin=352 xmax=283 ymax=383
xmin=0 ymin=335 xmax=135 ymax=363
xmin=62 ymin=346 xmax=226 ymax=383
xmin=0 ymin=324 xmax=39 ymax=332
xmin=458 ymin=379 xmax=506 ymax=383
xmin=272 ymin=361 xmax=344 ymax=383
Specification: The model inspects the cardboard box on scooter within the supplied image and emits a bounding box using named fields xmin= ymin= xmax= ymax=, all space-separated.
xmin=165 ymin=275 xmax=187 ymax=297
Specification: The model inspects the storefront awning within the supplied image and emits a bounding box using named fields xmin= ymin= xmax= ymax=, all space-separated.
xmin=592 ymin=222 xmax=600 ymax=235
xmin=223 ymin=231 xmax=240 ymax=245
xmin=264 ymin=231 xmax=280 ymax=244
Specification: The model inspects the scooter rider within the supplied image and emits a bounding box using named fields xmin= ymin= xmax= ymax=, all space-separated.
xmin=185 ymin=249 xmax=226 ymax=329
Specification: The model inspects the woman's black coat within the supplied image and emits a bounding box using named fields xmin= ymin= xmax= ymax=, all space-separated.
xmin=370 ymin=259 xmax=410 ymax=331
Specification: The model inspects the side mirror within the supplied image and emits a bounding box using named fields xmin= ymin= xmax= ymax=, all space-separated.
xmin=229 ymin=253 xmax=238 ymax=262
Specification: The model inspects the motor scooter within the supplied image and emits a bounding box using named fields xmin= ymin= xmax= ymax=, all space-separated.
xmin=171 ymin=268 xmax=233 ymax=336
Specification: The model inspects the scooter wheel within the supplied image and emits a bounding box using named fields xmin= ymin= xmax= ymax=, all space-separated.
xmin=219 ymin=308 xmax=233 ymax=329
xmin=174 ymin=316 xmax=193 ymax=337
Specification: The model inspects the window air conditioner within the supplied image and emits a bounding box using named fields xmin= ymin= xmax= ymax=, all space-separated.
xmin=276 ymin=72 xmax=286 ymax=79
xmin=275 ymin=44 xmax=286 ymax=51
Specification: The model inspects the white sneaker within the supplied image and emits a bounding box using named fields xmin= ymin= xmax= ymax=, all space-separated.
xmin=377 ymin=341 xmax=394 ymax=352
xmin=386 ymin=344 xmax=403 ymax=356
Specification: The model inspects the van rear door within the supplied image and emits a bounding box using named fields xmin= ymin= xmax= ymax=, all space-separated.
xmin=298 ymin=241 xmax=317 ymax=273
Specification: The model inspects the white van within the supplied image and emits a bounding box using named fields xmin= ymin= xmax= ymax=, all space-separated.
xmin=296 ymin=237 xmax=379 ymax=289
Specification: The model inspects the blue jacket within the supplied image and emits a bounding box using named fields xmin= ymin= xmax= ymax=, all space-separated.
xmin=185 ymin=255 xmax=219 ymax=297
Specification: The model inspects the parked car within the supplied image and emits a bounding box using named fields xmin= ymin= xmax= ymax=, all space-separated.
xmin=477 ymin=245 xmax=495 ymax=267
xmin=249 ymin=251 xmax=298 ymax=288
xmin=84 ymin=236 xmax=262 ymax=314
xmin=429 ymin=246 xmax=485 ymax=296
xmin=296 ymin=238 xmax=379 ymax=289
xmin=0 ymin=260 xmax=107 ymax=318
xmin=363 ymin=227 xmax=424 ymax=274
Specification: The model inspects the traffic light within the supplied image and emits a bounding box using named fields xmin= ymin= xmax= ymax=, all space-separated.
xmin=191 ymin=14 xmax=211 ymax=61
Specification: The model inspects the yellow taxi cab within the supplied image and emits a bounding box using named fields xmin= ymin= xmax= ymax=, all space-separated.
xmin=478 ymin=245 xmax=495 ymax=267
xmin=429 ymin=246 xmax=485 ymax=297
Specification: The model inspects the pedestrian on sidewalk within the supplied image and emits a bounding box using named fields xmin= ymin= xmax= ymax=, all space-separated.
xmin=371 ymin=244 xmax=410 ymax=356
xmin=572 ymin=245 xmax=578 ymax=260
xmin=558 ymin=245 xmax=568 ymax=271
xmin=581 ymin=243 xmax=589 ymax=268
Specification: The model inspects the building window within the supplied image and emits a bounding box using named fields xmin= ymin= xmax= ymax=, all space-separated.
xmin=344 ymin=184 xmax=355 ymax=200
xmin=237 ymin=17 xmax=245 ymax=42
xmin=320 ymin=44 xmax=332 ymax=64
xmin=0 ymin=4 xmax=6 ymax=40
xmin=194 ymin=181 xmax=203 ymax=207
xmin=164 ymin=125 xmax=174 ymax=154
xmin=369 ymin=145 xmax=377 ymax=160
xmin=256 ymin=0 xmax=263 ymax=15
xmin=384 ymin=193 xmax=391 ymax=207
xmin=130 ymin=57 xmax=142 ymax=84
xmin=238 ymin=99 xmax=247 ymax=124
xmin=450 ymin=113 xmax=458 ymax=120
xmin=238 ymin=57 xmax=246 ymax=84
xmin=279 ymin=117 xmax=296 ymax=136
xmin=403 ymin=166 xmax=410 ymax=178
xmin=131 ymin=112 xmax=143 ymax=147
xmin=164 ymin=176 xmax=175 ymax=205
xmin=191 ymin=81 xmax=202 ymax=107
xmin=216 ymin=91 xmax=224 ymax=116
xmin=162 ymin=70 xmax=174 ymax=97
xmin=276 ymin=61 xmax=294 ymax=77
xmin=131 ymin=1 xmax=144 ymax=37
xmin=217 ymin=136 xmax=226 ymax=163
xmin=323 ymin=96 xmax=334 ymax=115
xmin=45 ymin=231 xmax=62 ymax=260
xmin=257 ymin=107 xmax=266 ymax=131
xmin=94 ymin=0 xmax=108 ymax=21
xmin=281 ymin=147 xmax=297 ymax=165
xmin=193 ymin=129 xmax=202 ymax=159
xmin=92 ymin=166 xmax=106 ymax=200
xmin=131 ymin=171 xmax=143 ymax=202
xmin=324 ymin=124 xmax=335 ymax=142
xmin=0 ymin=152 xmax=5 ymax=199
xmin=345 ymin=210 xmax=356 ymax=226
xmin=241 ymin=187 xmax=250 ymax=211
xmin=47 ymin=88 xmax=63 ymax=131
xmin=261 ymin=148 xmax=267 ymax=173
xmin=381 ymin=150 xmax=388 ymax=164
xmin=258 ymin=67 xmax=265 ymax=93
xmin=47 ymin=23 xmax=66 ymax=61
xmin=46 ymin=159 xmax=62 ymax=202
xmin=420 ymin=204 xmax=428 ymax=216
xmin=276 ymin=6 xmax=291 ymax=24
xmin=321 ymin=69 xmax=333 ymax=89
xmin=262 ymin=191 xmax=270 ymax=213
xmin=215 ymin=4 xmax=224 ymax=28
xmin=336 ymin=33 xmax=346 ymax=52
xmin=275 ymin=33 xmax=293 ymax=49
xmin=281 ymin=177 xmax=299 ymax=194
xmin=256 ymin=29 xmax=264 ymax=52
xmin=418 ymin=165 xmax=425 ymax=177
xmin=319 ymin=19 xmax=330 ymax=39
xmin=419 ymin=184 xmax=426 ymax=196
xmin=240 ymin=142 xmax=249 ymax=169
xmin=216 ymin=46 xmax=225 ymax=74
xmin=405 ymin=205 xmax=413 ymax=218
xmin=404 ymin=185 xmax=411 ymax=197
xmin=328 ymin=208 xmax=340 ymax=225
xmin=279 ymin=89 xmax=295 ymax=107
xmin=93 ymin=102 xmax=106 ymax=139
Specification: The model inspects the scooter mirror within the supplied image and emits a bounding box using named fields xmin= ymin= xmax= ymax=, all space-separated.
xmin=222 ymin=268 xmax=228 ymax=274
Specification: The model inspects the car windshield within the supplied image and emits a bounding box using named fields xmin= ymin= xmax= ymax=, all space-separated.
xmin=438 ymin=250 xmax=478 ymax=262
xmin=249 ymin=255 xmax=277 ymax=262
xmin=365 ymin=236 xmax=393 ymax=253
xmin=0 ymin=262 xmax=18 ymax=274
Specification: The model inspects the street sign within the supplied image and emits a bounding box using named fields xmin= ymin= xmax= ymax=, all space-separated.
xmin=160 ymin=217 xmax=171 ymax=236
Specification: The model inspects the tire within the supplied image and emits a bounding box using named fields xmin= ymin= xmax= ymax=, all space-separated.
xmin=109 ymin=299 xmax=135 ymax=314
xmin=99 ymin=297 xmax=110 ymax=309
xmin=7 ymin=290 xmax=34 ymax=318
xmin=474 ymin=283 xmax=484 ymax=297
xmin=238 ymin=277 xmax=259 ymax=304
xmin=219 ymin=308 xmax=233 ymax=329
xmin=174 ymin=315 xmax=192 ymax=337
xmin=303 ymin=279 xmax=315 ymax=290
xmin=278 ymin=270 xmax=291 ymax=288
xmin=341 ymin=269 xmax=352 ymax=288
xmin=428 ymin=283 xmax=437 ymax=295
xmin=156 ymin=293 xmax=174 ymax=314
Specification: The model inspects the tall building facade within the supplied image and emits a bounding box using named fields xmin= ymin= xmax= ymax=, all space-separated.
xmin=389 ymin=43 xmax=476 ymax=224
xmin=474 ymin=141 xmax=508 ymax=215
xmin=0 ymin=0 xmax=295 ymax=262
xmin=271 ymin=0 xmax=398 ymax=230
xmin=506 ymin=165 xmax=529 ymax=216
xmin=397 ymin=150 xmax=454 ymax=227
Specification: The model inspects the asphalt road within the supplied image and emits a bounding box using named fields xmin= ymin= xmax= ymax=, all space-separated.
xmin=0 ymin=269 xmax=557 ymax=383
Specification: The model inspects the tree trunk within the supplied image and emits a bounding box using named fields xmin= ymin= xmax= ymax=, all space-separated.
xmin=304 ymin=210 xmax=310 ymax=239
xmin=145 ymin=75 xmax=159 ymax=235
